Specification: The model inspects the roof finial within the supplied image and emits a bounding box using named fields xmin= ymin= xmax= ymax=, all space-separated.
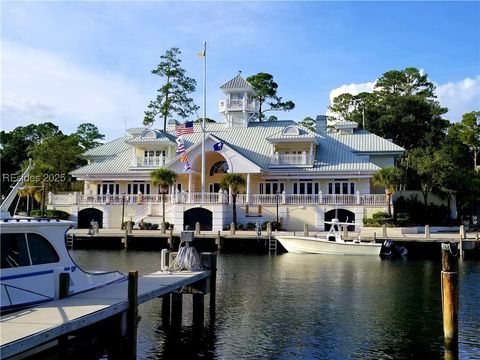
xmin=238 ymin=70 xmax=242 ymax=75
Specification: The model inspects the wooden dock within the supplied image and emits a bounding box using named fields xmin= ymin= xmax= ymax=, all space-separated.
xmin=0 ymin=267 xmax=213 ymax=359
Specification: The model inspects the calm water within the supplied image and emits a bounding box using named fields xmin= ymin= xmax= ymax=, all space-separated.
xmin=70 ymin=250 xmax=480 ymax=360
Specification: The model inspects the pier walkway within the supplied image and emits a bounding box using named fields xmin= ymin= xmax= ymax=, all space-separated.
xmin=0 ymin=269 xmax=210 ymax=359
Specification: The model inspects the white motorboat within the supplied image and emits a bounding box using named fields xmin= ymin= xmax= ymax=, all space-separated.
xmin=276 ymin=219 xmax=382 ymax=256
xmin=0 ymin=163 xmax=126 ymax=314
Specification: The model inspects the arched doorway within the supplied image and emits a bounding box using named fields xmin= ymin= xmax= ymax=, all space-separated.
xmin=78 ymin=208 xmax=103 ymax=229
xmin=184 ymin=208 xmax=213 ymax=231
xmin=325 ymin=209 xmax=355 ymax=231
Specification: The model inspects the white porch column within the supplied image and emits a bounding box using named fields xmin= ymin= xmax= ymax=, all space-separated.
xmin=318 ymin=190 xmax=323 ymax=204
xmin=356 ymin=190 xmax=361 ymax=205
xmin=309 ymin=143 xmax=314 ymax=163
xmin=281 ymin=190 xmax=286 ymax=204
xmin=246 ymin=173 xmax=251 ymax=205
xmin=188 ymin=172 xmax=192 ymax=203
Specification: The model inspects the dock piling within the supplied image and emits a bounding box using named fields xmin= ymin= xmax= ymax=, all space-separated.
xmin=161 ymin=293 xmax=171 ymax=325
xmin=171 ymin=292 xmax=183 ymax=325
xmin=168 ymin=228 xmax=173 ymax=250
xmin=425 ymin=225 xmax=430 ymax=238
xmin=441 ymin=242 xmax=458 ymax=354
xmin=59 ymin=272 xmax=70 ymax=299
xmin=382 ymin=224 xmax=387 ymax=237
xmin=126 ymin=271 xmax=138 ymax=360
xmin=304 ymin=223 xmax=308 ymax=237
xmin=192 ymin=293 xmax=205 ymax=326
xmin=215 ymin=230 xmax=222 ymax=252
xmin=195 ymin=222 xmax=201 ymax=235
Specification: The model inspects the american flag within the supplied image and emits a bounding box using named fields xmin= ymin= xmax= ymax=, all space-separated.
xmin=175 ymin=121 xmax=194 ymax=136
xmin=183 ymin=162 xmax=192 ymax=172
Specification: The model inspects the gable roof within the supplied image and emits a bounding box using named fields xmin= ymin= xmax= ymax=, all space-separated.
xmin=73 ymin=121 xmax=390 ymax=178
xmin=220 ymin=74 xmax=253 ymax=90
xmin=328 ymin=130 xmax=404 ymax=154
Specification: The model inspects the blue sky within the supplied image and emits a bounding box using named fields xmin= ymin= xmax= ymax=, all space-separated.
xmin=2 ymin=1 xmax=479 ymax=140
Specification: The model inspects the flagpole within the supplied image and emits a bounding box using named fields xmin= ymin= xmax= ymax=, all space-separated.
xmin=201 ymin=41 xmax=207 ymax=196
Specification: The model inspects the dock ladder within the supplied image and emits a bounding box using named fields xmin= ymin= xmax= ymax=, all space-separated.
xmin=268 ymin=236 xmax=277 ymax=254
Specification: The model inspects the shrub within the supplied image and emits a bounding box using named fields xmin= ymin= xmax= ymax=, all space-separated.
xmin=236 ymin=223 xmax=244 ymax=230
xmin=122 ymin=221 xmax=135 ymax=230
xmin=164 ymin=222 xmax=174 ymax=230
xmin=245 ymin=222 xmax=256 ymax=230
xmin=31 ymin=209 xmax=70 ymax=220
xmin=151 ymin=223 xmax=159 ymax=230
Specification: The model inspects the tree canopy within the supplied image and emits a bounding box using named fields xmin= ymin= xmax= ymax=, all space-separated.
xmin=144 ymin=48 xmax=199 ymax=131
xmin=329 ymin=67 xmax=449 ymax=150
xmin=299 ymin=116 xmax=316 ymax=132
xmin=75 ymin=123 xmax=105 ymax=150
xmin=246 ymin=73 xmax=295 ymax=121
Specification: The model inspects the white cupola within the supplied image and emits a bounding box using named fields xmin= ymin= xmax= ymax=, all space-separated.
xmin=218 ymin=71 xmax=258 ymax=128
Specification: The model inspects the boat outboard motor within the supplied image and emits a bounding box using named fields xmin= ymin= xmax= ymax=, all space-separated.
xmin=380 ymin=240 xmax=408 ymax=258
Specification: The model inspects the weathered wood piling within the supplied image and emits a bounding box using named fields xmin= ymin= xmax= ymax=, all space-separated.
xmin=441 ymin=242 xmax=458 ymax=354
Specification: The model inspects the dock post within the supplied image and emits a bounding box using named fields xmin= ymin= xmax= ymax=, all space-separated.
xmin=161 ymin=293 xmax=171 ymax=325
xmin=126 ymin=271 xmax=138 ymax=360
xmin=171 ymin=292 xmax=183 ymax=326
xmin=168 ymin=228 xmax=173 ymax=250
xmin=425 ymin=225 xmax=430 ymax=238
xmin=373 ymin=232 xmax=377 ymax=243
xmin=230 ymin=222 xmax=235 ymax=235
xmin=58 ymin=273 xmax=70 ymax=359
xmin=382 ymin=224 xmax=387 ymax=237
xmin=201 ymin=253 xmax=217 ymax=320
xmin=304 ymin=223 xmax=308 ymax=237
xmin=192 ymin=293 xmax=205 ymax=327
xmin=59 ymin=272 xmax=70 ymax=299
xmin=195 ymin=221 xmax=201 ymax=235
xmin=459 ymin=225 xmax=465 ymax=260
xmin=267 ymin=222 xmax=272 ymax=237
xmin=216 ymin=230 xmax=222 ymax=252
xmin=441 ymin=242 xmax=458 ymax=354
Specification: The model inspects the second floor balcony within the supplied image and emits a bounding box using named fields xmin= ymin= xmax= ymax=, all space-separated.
xmin=131 ymin=156 xmax=166 ymax=167
xmin=219 ymin=99 xmax=257 ymax=112
xmin=269 ymin=152 xmax=313 ymax=167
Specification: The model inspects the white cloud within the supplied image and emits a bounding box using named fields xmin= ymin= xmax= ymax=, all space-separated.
xmin=436 ymin=76 xmax=480 ymax=122
xmin=326 ymin=81 xmax=376 ymax=118
xmin=1 ymin=41 xmax=150 ymax=138
xmin=326 ymin=76 xmax=480 ymax=122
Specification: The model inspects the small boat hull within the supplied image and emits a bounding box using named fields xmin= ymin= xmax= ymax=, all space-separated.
xmin=276 ymin=236 xmax=382 ymax=256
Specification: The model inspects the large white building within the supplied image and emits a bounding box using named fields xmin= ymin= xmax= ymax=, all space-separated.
xmin=48 ymin=74 xmax=404 ymax=231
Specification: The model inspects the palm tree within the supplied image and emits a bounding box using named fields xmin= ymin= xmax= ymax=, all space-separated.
xmin=220 ymin=173 xmax=246 ymax=228
xmin=372 ymin=167 xmax=402 ymax=216
xmin=150 ymin=168 xmax=177 ymax=228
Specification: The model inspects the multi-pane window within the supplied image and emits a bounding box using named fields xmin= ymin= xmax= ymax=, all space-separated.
xmin=259 ymin=182 xmax=285 ymax=194
xmin=144 ymin=150 xmax=165 ymax=158
xmin=97 ymin=183 xmax=119 ymax=195
xmin=293 ymin=181 xmax=319 ymax=195
xmin=328 ymin=180 xmax=355 ymax=194
xmin=127 ymin=183 xmax=151 ymax=195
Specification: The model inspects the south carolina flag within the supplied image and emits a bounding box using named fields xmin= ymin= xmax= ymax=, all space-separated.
xmin=175 ymin=136 xmax=185 ymax=154
xmin=213 ymin=141 xmax=224 ymax=152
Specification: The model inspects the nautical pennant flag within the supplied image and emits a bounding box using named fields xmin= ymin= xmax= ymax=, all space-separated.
xmin=175 ymin=121 xmax=193 ymax=136
xmin=183 ymin=162 xmax=192 ymax=172
xmin=175 ymin=136 xmax=185 ymax=154
xmin=180 ymin=153 xmax=188 ymax=163
xmin=213 ymin=141 xmax=224 ymax=152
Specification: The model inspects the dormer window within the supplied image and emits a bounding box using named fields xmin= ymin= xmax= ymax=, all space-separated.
xmin=282 ymin=126 xmax=300 ymax=136
xmin=141 ymin=129 xmax=158 ymax=139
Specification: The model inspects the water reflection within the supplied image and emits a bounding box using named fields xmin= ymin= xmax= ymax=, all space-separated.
xmin=69 ymin=250 xmax=479 ymax=360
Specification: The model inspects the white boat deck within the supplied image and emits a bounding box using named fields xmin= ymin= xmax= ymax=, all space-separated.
xmin=0 ymin=270 xmax=210 ymax=359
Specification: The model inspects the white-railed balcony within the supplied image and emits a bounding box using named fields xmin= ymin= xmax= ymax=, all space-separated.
xmin=269 ymin=152 xmax=313 ymax=167
xmin=219 ymin=99 xmax=257 ymax=112
xmin=49 ymin=191 xmax=388 ymax=207
xmin=131 ymin=156 xmax=166 ymax=167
